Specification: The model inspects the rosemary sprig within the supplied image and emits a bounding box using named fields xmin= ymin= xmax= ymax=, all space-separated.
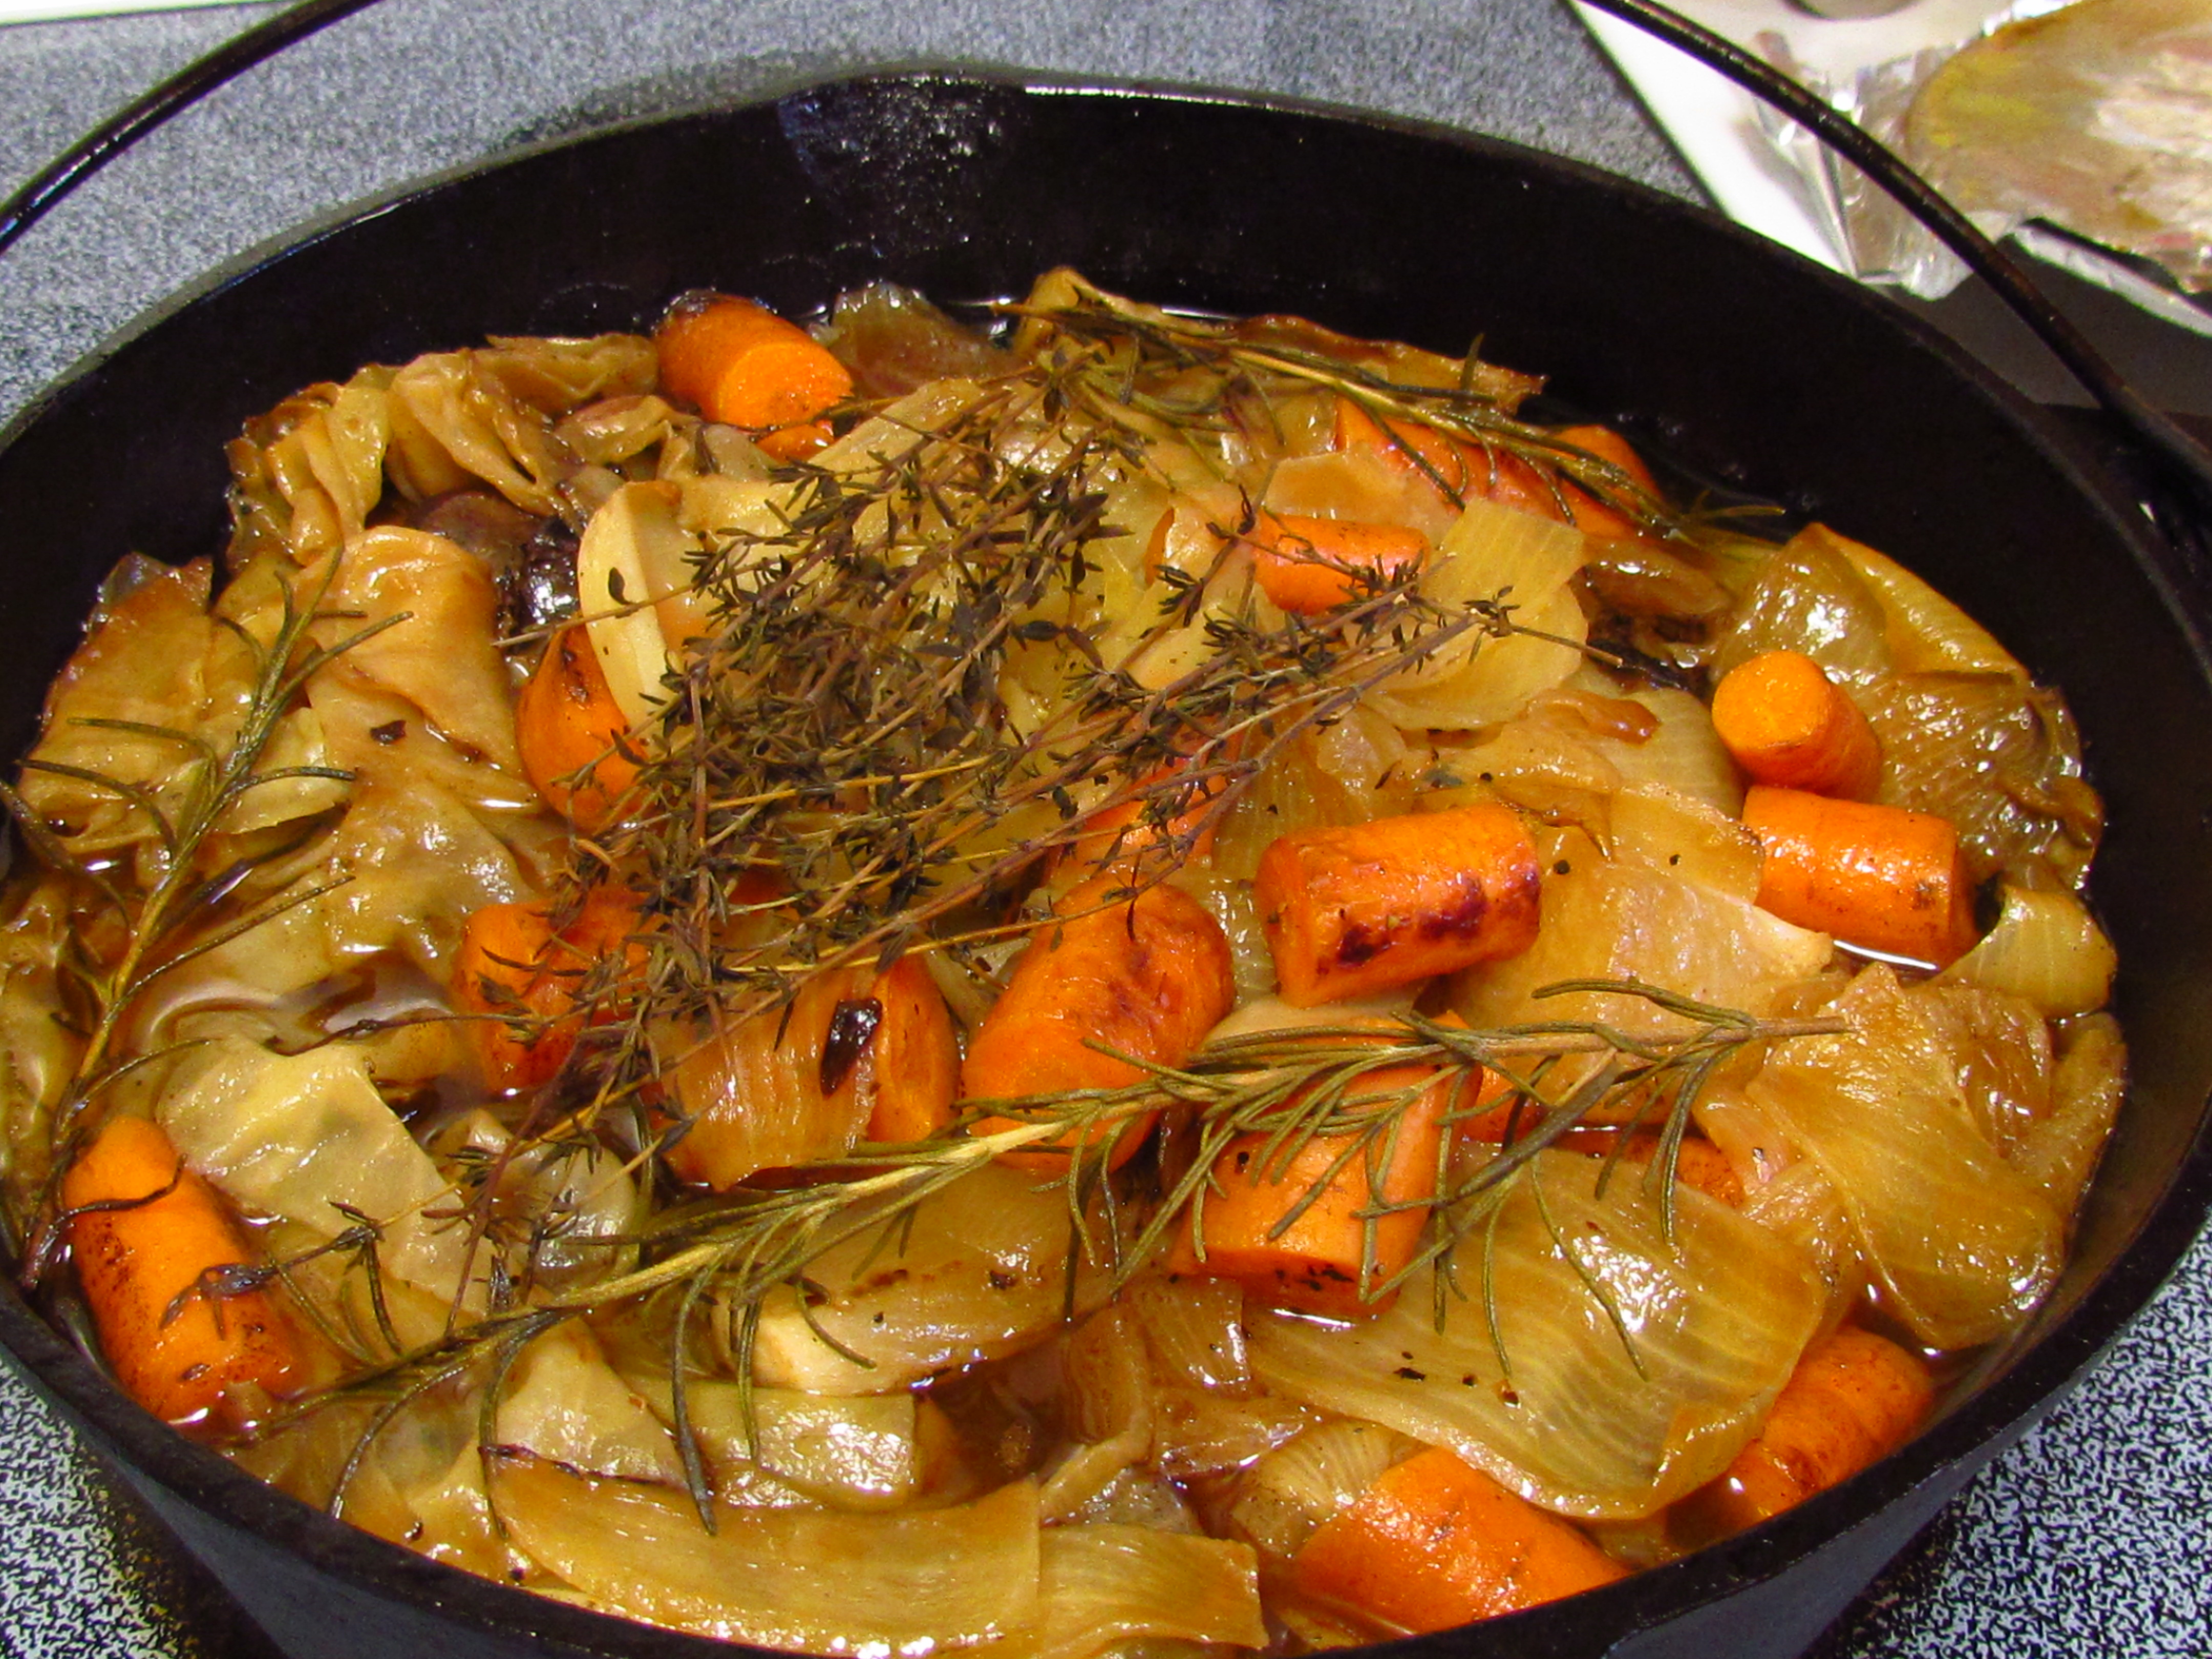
xmin=3 ymin=560 xmax=391 ymax=1250
xmin=265 ymin=988 xmax=1838 ymax=1528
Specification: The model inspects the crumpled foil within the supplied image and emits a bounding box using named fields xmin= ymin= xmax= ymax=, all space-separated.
xmin=1741 ymin=0 xmax=2209 ymax=301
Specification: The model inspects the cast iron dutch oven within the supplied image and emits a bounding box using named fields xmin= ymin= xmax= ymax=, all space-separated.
xmin=2 ymin=70 xmax=2209 ymax=1659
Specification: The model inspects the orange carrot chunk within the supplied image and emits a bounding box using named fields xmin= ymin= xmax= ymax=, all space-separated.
xmin=655 ymin=293 xmax=853 ymax=457
xmin=515 ymin=626 xmax=644 ymax=832
xmin=1166 ymin=1061 xmax=1454 ymax=1316
xmin=1554 ymin=1128 xmax=1746 ymax=1207
xmin=1689 ymin=1326 xmax=1935 ymax=1538
xmin=665 ymin=956 xmax=958 ymax=1188
xmin=1742 ymin=784 xmax=1977 ymax=967
xmin=1334 ymin=399 xmax=1564 ymax=521
xmin=1711 ymin=650 xmax=1882 ymax=800
xmin=1293 ymin=1447 xmax=1627 ymax=1633
xmin=1247 ymin=512 xmax=1428 ymax=614
xmin=1256 ymin=804 xmax=1542 ymax=1007
xmin=61 ymin=1116 xmax=300 ymax=1434
xmin=451 ymin=885 xmax=645 ymax=1093
xmin=861 ymin=955 xmax=964 ymax=1145
xmin=964 ymin=878 xmax=1236 ymax=1171
xmin=450 ymin=900 xmax=568 ymax=1091
xmin=1550 ymin=423 xmax=1659 ymax=540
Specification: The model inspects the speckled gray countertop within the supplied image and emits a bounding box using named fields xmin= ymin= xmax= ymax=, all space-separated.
xmin=0 ymin=3 xmax=2206 ymax=1656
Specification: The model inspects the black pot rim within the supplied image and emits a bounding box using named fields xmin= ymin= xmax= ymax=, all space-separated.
xmin=2 ymin=63 xmax=2208 ymax=1659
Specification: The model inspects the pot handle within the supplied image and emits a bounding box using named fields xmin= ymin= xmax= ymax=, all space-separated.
xmin=1579 ymin=0 xmax=2212 ymax=549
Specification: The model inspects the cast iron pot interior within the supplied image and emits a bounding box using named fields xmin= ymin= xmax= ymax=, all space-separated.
xmin=2 ymin=73 xmax=2208 ymax=1659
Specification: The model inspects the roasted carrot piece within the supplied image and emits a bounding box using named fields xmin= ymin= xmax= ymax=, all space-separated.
xmin=515 ymin=626 xmax=643 ymax=832
xmin=1742 ymin=784 xmax=1977 ymax=966
xmin=1166 ymin=1061 xmax=1455 ymax=1316
xmin=1256 ymin=804 xmax=1542 ymax=1007
xmin=1554 ymin=1128 xmax=1746 ymax=1207
xmin=1246 ymin=512 xmax=1428 ymax=614
xmin=1293 ymin=1447 xmax=1627 ymax=1632
xmin=1334 ymin=399 xmax=1562 ymax=521
xmin=1059 ymin=743 xmax=1241 ymax=875
xmin=1711 ymin=650 xmax=1882 ymax=800
xmin=1550 ymin=423 xmax=1658 ymax=540
xmin=1684 ymin=1326 xmax=1935 ymax=1539
xmin=61 ymin=1115 xmax=300 ymax=1433
xmin=861 ymin=955 xmax=963 ymax=1144
xmin=965 ymin=878 xmax=1236 ymax=1172
xmin=451 ymin=885 xmax=645 ymax=1093
xmin=665 ymin=959 xmax=958 ymax=1187
xmin=450 ymin=901 xmax=569 ymax=1091
xmin=655 ymin=293 xmax=853 ymax=458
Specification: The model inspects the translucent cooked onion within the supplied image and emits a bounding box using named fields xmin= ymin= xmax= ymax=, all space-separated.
xmin=1043 ymin=1304 xmax=1154 ymax=1519
xmin=1710 ymin=528 xmax=1892 ymax=685
xmin=2014 ymin=1014 xmax=2127 ymax=1213
xmin=749 ymin=1164 xmax=1110 ymax=1394
xmin=1230 ymin=1420 xmax=1417 ymax=1559
xmin=496 ymin=1458 xmax=1042 ymax=1653
xmin=1821 ymin=526 xmax=2020 ymax=677
xmin=1012 ymin=1524 xmax=1266 ymax=1659
xmin=1941 ymin=882 xmax=2118 ymax=1017
xmin=1247 ymin=1152 xmax=1824 ymax=1519
xmin=1746 ymin=966 xmax=2066 ymax=1349
xmin=1127 ymin=1275 xmax=1251 ymax=1393
xmin=612 ymin=1363 xmax=922 ymax=1509
xmin=1368 ymin=499 xmax=1587 ymax=730
xmin=1262 ymin=448 xmax=1461 ymax=543
xmin=1603 ymin=687 xmax=1743 ymax=816
xmin=1150 ymin=1386 xmax=1315 ymax=1481
xmin=1453 ymin=829 xmax=1832 ymax=1038
xmin=497 ymin=1324 xmax=682 ymax=1483
xmin=1606 ymin=786 xmax=1763 ymax=902
xmin=578 ymin=482 xmax=697 ymax=722
xmin=1861 ymin=672 xmax=2097 ymax=884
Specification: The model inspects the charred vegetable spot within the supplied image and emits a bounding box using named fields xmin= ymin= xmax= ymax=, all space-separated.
xmin=1335 ymin=917 xmax=1393 ymax=966
xmin=1416 ymin=880 xmax=1496 ymax=944
xmin=497 ymin=518 xmax=581 ymax=639
xmin=369 ymin=720 xmax=406 ymax=746
xmin=819 ymin=996 xmax=884 ymax=1096
xmin=987 ymin=1270 xmax=1020 ymax=1291
xmin=1555 ymin=860 xmax=1573 ymax=876
xmin=1395 ymin=1366 xmax=1426 ymax=1381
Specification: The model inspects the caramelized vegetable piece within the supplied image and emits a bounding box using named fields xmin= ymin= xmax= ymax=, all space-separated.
xmin=1333 ymin=400 xmax=1562 ymax=520
xmin=1743 ymin=785 xmax=1978 ymax=967
xmin=451 ymin=885 xmax=643 ymax=1093
xmin=1555 ymin=1128 xmax=1747 ymax=1208
xmin=669 ymin=958 xmax=960 ymax=1187
xmin=450 ymin=900 xmax=566 ymax=1091
xmin=656 ymin=293 xmax=854 ymax=460
xmin=1684 ymin=1325 xmax=1934 ymax=1538
xmin=1246 ymin=512 xmax=1428 ymax=614
xmin=515 ymin=625 xmax=642 ymax=831
xmin=1550 ymin=422 xmax=1659 ymax=539
xmin=61 ymin=1115 xmax=300 ymax=1432
xmin=1712 ymin=650 xmax=1883 ymax=800
xmin=1167 ymin=1061 xmax=1454 ymax=1316
xmin=1256 ymin=804 xmax=1542 ymax=1006
xmin=1292 ymin=1447 xmax=1627 ymax=1632
xmin=965 ymin=879 xmax=1236 ymax=1171
xmin=864 ymin=955 xmax=964 ymax=1144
